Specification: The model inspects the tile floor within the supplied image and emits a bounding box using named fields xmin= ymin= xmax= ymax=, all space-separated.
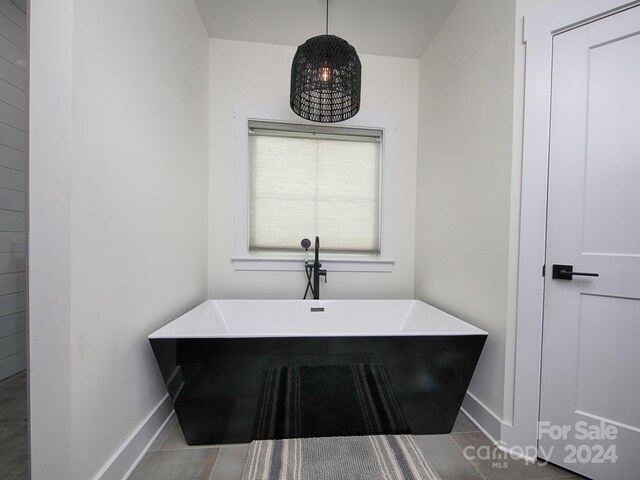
xmin=131 ymin=411 xmax=588 ymax=480
xmin=0 ymin=372 xmax=589 ymax=480
xmin=0 ymin=371 xmax=28 ymax=480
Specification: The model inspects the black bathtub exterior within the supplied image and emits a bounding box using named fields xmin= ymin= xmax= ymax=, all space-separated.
xmin=149 ymin=334 xmax=486 ymax=445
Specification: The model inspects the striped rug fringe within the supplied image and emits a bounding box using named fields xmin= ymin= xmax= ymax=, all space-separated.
xmin=242 ymin=435 xmax=442 ymax=480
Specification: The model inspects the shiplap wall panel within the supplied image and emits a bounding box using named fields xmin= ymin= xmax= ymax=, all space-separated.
xmin=0 ymin=310 xmax=24 ymax=337
xmin=0 ymin=78 xmax=24 ymax=110
xmin=0 ymin=55 xmax=24 ymax=88
xmin=0 ymin=291 xmax=24 ymax=315
xmin=0 ymin=232 xmax=24 ymax=252
xmin=0 ymin=121 xmax=24 ymax=150
xmin=0 ymin=349 xmax=24 ymax=379
xmin=0 ymin=272 xmax=24 ymax=294
xmin=8 ymin=1 xmax=25 ymax=14
xmin=0 ymin=165 xmax=24 ymax=190
xmin=0 ymin=329 xmax=24 ymax=357
xmin=0 ymin=252 xmax=24 ymax=273
xmin=0 ymin=188 xmax=24 ymax=210
xmin=0 ymin=2 xmax=24 ymax=32
xmin=0 ymin=144 xmax=24 ymax=171
xmin=0 ymin=34 xmax=25 ymax=69
xmin=0 ymin=0 xmax=25 ymax=380
xmin=0 ymin=16 xmax=24 ymax=51
xmin=0 ymin=210 xmax=23 ymax=231
xmin=0 ymin=99 xmax=25 ymax=130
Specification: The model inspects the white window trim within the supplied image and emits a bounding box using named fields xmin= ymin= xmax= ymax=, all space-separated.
xmin=233 ymin=101 xmax=395 ymax=272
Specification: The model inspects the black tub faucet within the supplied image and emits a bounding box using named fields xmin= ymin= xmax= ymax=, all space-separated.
xmin=301 ymin=236 xmax=327 ymax=299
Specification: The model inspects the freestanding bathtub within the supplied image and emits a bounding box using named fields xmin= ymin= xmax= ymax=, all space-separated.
xmin=149 ymin=299 xmax=487 ymax=445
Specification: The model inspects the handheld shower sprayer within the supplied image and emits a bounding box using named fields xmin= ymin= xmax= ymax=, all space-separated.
xmin=301 ymin=238 xmax=311 ymax=264
xmin=300 ymin=236 xmax=326 ymax=300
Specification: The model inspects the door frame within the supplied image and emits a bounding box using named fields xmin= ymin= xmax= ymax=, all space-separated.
xmin=513 ymin=0 xmax=640 ymax=458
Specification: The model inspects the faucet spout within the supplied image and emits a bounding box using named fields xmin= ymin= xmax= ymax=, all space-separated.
xmin=302 ymin=236 xmax=326 ymax=300
xmin=312 ymin=236 xmax=327 ymax=299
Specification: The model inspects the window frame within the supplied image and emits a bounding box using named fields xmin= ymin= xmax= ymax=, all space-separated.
xmin=233 ymin=102 xmax=395 ymax=272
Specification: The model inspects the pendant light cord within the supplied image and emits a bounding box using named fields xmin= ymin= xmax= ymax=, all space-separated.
xmin=325 ymin=0 xmax=329 ymax=35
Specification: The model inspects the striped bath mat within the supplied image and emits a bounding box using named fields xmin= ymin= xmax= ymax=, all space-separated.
xmin=242 ymin=435 xmax=441 ymax=480
xmin=254 ymin=364 xmax=409 ymax=439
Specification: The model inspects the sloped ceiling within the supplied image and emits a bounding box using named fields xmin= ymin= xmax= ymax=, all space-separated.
xmin=194 ymin=0 xmax=459 ymax=59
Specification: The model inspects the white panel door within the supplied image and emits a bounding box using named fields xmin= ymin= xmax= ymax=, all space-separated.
xmin=539 ymin=6 xmax=640 ymax=480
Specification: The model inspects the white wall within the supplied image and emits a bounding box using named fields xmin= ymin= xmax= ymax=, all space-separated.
xmin=25 ymin=1 xmax=562 ymax=476
xmin=208 ymin=39 xmax=419 ymax=300
xmin=29 ymin=0 xmax=209 ymax=478
xmin=0 ymin=0 xmax=26 ymax=381
xmin=414 ymin=0 xmax=517 ymax=422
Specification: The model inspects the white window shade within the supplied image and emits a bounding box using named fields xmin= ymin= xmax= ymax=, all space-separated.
xmin=248 ymin=122 xmax=382 ymax=255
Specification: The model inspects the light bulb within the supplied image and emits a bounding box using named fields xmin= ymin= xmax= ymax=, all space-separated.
xmin=319 ymin=66 xmax=331 ymax=82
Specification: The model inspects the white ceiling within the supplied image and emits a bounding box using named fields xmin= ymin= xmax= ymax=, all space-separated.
xmin=194 ymin=0 xmax=459 ymax=59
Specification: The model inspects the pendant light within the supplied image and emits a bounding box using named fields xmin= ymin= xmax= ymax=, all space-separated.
xmin=290 ymin=0 xmax=362 ymax=123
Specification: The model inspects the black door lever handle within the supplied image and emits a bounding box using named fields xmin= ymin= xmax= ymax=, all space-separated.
xmin=552 ymin=264 xmax=599 ymax=280
xmin=566 ymin=271 xmax=599 ymax=277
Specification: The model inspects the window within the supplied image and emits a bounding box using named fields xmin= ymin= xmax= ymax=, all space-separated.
xmin=233 ymin=103 xmax=394 ymax=272
xmin=248 ymin=121 xmax=382 ymax=255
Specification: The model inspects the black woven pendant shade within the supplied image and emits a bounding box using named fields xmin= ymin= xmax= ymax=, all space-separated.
xmin=290 ymin=34 xmax=362 ymax=123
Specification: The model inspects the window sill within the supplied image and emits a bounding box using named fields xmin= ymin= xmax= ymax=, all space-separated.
xmin=232 ymin=256 xmax=394 ymax=273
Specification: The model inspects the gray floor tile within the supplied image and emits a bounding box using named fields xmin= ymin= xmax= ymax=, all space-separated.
xmin=415 ymin=434 xmax=484 ymax=480
xmin=128 ymin=448 xmax=219 ymax=480
xmin=3 ymin=474 xmax=28 ymax=480
xmin=451 ymin=432 xmax=582 ymax=480
xmin=134 ymin=411 xmax=590 ymax=480
xmin=548 ymin=475 xmax=583 ymax=479
xmin=0 ymin=433 xmax=28 ymax=467
xmin=209 ymin=445 xmax=250 ymax=480
xmin=0 ymin=371 xmax=27 ymax=479
xmin=157 ymin=422 xmax=193 ymax=450
xmin=0 ymin=423 xmax=24 ymax=441
xmin=5 ymin=462 xmax=27 ymax=475
xmin=158 ymin=422 xmax=249 ymax=451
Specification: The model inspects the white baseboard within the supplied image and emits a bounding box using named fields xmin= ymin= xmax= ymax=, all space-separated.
xmin=93 ymin=394 xmax=174 ymax=480
xmin=461 ymin=391 xmax=502 ymax=443
xmin=461 ymin=391 xmax=538 ymax=464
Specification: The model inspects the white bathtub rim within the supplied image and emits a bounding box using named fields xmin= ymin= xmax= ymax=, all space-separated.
xmin=149 ymin=299 xmax=488 ymax=339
